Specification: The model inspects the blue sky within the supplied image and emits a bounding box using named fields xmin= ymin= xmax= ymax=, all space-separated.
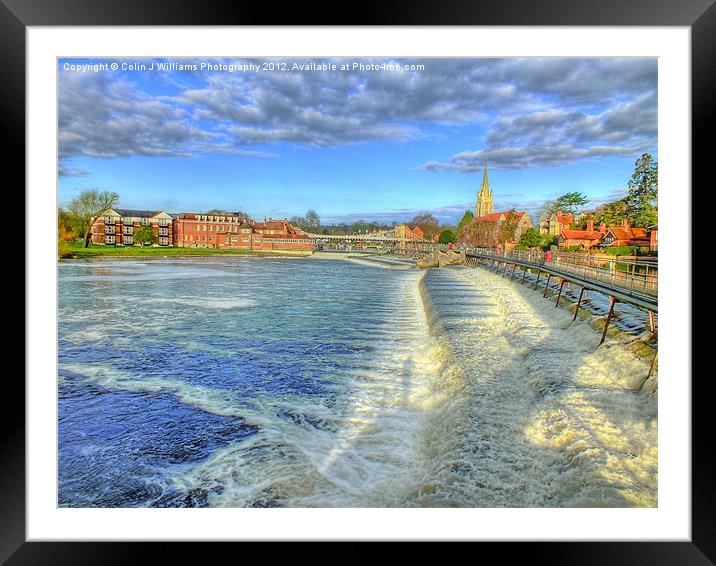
xmin=58 ymin=58 xmax=657 ymax=225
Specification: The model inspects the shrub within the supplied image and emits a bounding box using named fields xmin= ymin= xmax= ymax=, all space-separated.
xmin=604 ymin=246 xmax=639 ymax=256
xmin=58 ymin=239 xmax=73 ymax=259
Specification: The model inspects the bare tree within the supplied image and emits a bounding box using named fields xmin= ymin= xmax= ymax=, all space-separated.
xmin=67 ymin=190 xmax=120 ymax=248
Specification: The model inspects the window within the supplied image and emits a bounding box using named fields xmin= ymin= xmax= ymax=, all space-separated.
xmin=124 ymin=236 xmax=133 ymax=245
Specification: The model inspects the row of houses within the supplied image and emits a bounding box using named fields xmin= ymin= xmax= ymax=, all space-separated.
xmin=559 ymin=218 xmax=657 ymax=252
xmin=91 ymin=209 xmax=314 ymax=251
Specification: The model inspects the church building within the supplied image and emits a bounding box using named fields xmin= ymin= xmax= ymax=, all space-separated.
xmin=470 ymin=161 xmax=533 ymax=242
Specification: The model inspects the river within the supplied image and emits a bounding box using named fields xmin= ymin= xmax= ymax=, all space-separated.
xmin=58 ymin=256 xmax=657 ymax=507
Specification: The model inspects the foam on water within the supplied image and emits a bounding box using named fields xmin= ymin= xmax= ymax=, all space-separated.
xmin=58 ymin=258 xmax=657 ymax=507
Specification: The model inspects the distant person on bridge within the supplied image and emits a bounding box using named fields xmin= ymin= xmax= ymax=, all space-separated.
xmin=545 ymin=250 xmax=553 ymax=263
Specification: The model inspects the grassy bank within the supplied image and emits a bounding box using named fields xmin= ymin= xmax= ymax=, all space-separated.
xmin=62 ymin=242 xmax=313 ymax=259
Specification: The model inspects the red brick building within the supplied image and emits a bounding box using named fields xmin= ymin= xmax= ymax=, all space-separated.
xmin=174 ymin=213 xmax=313 ymax=251
xmin=602 ymin=219 xmax=651 ymax=249
xmin=91 ymin=209 xmax=314 ymax=251
xmin=559 ymin=220 xmax=606 ymax=250
xmin=559 ymin=219 xmax=657 ymax=252
xmin=91 ymin=209 xmax=174 ymax=246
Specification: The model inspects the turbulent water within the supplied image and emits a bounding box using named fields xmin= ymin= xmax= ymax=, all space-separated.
xmin=58 ymin=256 xmax=657 ymax=508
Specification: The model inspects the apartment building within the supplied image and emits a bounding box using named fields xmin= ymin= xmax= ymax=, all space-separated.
xmin=90 ymin=209 xmax=174 ymax=246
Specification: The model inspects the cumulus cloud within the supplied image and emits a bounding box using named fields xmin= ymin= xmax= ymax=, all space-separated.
xmin=59 ymin=72 xmax=214 ymax=159
xmin=58 ymin=57 xmax=657 ymax=172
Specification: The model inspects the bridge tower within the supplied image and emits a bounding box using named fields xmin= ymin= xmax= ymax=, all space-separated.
xmin=476 ymin=160 xmax=493 ymax=217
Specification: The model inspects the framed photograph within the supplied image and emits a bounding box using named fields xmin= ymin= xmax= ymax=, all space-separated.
xmin=10 ymin=0 xmax=709 ymax=561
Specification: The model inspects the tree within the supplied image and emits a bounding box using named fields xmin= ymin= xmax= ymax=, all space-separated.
xmin=517 ymin=227 xmax=542 ymax=249
xmin=554 ymin=192 xmax=589 ymax=215
xmin=289 ymin=215 xmax=305 ymax=227
xmin=456 ymin=210 xmax=474 ymax=238
xmin=497 ymin=209 xmax=519 ymax=245
xmin=596 ymin=198 xmax=630 ymax=226
xmin=536 ymin=199 xmax=558 ymax=224
xmin=134 ymin=225 xmax=158 ymax=245
xmin=292 ymin=210 xmax=320 ymax=232
xmin=304 ymin=210 xmax=321 ymax=231
xmin=573 ymin=211 xmax=597 ymax=230
xmin=58 ymin=208 xmax=76 ymax=241
xmin=625 ymin=153 xmax=658 ymax=227
xmin=438 ymin=229 xmax=456 ymax=244
xmin=460 ymin=219 xmax=498 ymax=247
xmin=410 ymin=213 xmax=440 ymax=240
xmin=66 ymin=190 xmax=119 ymax=248
xmin=205 ymin=209 xmax=228 ymax=215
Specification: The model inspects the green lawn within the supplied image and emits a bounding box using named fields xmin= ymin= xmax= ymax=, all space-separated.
xmin=63 ymin=242 xmax=312 ymax=258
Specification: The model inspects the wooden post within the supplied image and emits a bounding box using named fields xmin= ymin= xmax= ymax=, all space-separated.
xmin=543 ymin=273 xmax=551 ymax=297
xmin=599 ymin=296 xmax=617 ymax=345
xmin=555 ymin=278 xmax=565 ymax=307
xmin=572 ymin=286 xmax=585 ymax=322
xmin=649 ymin=311 xmax=656 ymax=333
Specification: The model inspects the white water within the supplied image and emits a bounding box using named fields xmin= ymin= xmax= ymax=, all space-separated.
xmin=59 ymin=258 xmax=657 ymax=507
xmin=170 ymin=265 xmax=657 ymax=507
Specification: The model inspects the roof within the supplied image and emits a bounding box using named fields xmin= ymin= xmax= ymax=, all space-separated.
xmin=472 ymin=211 xmax=527 ymax=223
xmin=115 ymin=208 xmax=164 ymax=218
xmin=555 ymin=213 xmax=574 ymax=224
xmin=608 ymin=227 xmax=648 ymax=240
xmin=561 ymin=230 xmax=603 ymax=240
xmin=472 ymin=212 xmax=504 ymax=223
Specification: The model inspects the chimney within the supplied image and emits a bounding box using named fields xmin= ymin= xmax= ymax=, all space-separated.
xmin=621 ymin=218 xmax=629 ymax=229
xmin=599 ymin=223 xmax=607 ymax=233
xmin=586 ymin=219 xmax=594 ymax=232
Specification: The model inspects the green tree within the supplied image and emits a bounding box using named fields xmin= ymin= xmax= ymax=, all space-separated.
xmin=555 ymin=192 xmax=589 ymax=215
xmin=66 ymin=190 xmax=120 ymax=248
xmin=350 ymin=220 xmax=378 ymax=234
xmin=517 ymin=227 xmax=542 ymax=249
xmin=596 ymin=198 xmax=630 ymax=226
xmin=573 ymin=211 xmax=597 ymax=230
xmin=625 ymin=153 xmax=658 ymax=227
xmin=134 ymin=225 xmax=158 ymax=245
xmin=438 ymin=229 xmax=456 ymax=244
xmin=456 ymin=209 xmax=474 ymax=238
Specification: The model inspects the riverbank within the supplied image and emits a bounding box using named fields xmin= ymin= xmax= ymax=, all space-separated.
xmin=61 ymin=243 xmax=314 ymax=259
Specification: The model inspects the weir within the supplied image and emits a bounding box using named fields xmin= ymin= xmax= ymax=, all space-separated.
xmin=414 ymin=266 xmax=658 ymax=507
xmin=391 ymin=247 xmax=658 ymax=376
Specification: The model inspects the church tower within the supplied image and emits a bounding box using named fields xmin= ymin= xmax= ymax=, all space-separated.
xmin=476 ymin=160 xmax=493 ymax=217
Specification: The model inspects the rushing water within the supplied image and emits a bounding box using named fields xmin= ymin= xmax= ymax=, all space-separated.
xmin=58 ymin=256 xmax=657 ymax=508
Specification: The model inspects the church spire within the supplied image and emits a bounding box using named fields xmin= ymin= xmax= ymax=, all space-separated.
xmin=481 ymin=159 xmax=490 ymax=194
xmin=476 ymin=160 xmax=493 ymax=217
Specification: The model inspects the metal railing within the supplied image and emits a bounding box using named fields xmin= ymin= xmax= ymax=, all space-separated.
xmin=462 ymin=248 xmax=657 ymax=297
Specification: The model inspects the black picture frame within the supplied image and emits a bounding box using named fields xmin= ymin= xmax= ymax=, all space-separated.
xmin=7 ymin=0 xmax=708 ymax=562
